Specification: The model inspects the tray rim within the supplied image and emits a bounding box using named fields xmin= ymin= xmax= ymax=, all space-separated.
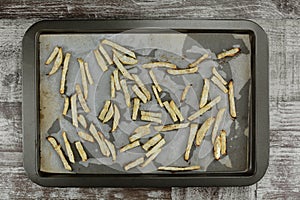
xmin=22 ymin=19 xmax=269 ymax=187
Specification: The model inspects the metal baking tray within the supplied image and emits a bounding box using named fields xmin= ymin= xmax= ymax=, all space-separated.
xmin=22 ymin=20 xmax=269 ymax=187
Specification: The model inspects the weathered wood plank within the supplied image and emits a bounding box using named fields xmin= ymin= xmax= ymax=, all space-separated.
xmin=0 ymin=0 xmax=299 ymax=19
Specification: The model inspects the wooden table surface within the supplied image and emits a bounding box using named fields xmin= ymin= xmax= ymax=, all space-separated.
xmin=0 ymin=0 xmax=299 ymax=199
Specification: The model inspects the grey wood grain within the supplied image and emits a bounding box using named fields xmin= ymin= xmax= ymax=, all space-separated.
xmin=0 ymin=0 xmax=300 ymax=198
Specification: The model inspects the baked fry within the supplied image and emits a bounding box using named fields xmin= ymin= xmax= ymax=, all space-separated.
xmin=93 ymin=49 xmax=108 ymax=72
xmin=103 ymin=103 xmax=114 ymax=123
xmin=141 ymin=115 xmax=162 ymax=124
xmin=199 ymin=78 xmax=209 ymax=108
xmin=99 ymin=44 xmax=113 ymax=65
xmin=102 ymin=39 xmax=136 ymax=58
xmin=113 ymin=54 xmax=134 ymax=80
xmin=141 ymin=111 xmax=162 ymax=118
xmin=48 ymin=47 xmax=63 ymax=76
xmin=132 ymin=74 xmax=151 ymax=101
xmin=145 ymin=138 xmax=165 ymax=157
xmin=78 ymin=131 xmax=94 ymax=143
xmin=211 ymin=108 xmax=226 ymax=144
xmin=132 ymin=97 xmax=140 ymax=121
xmin=60 ymin=52 xmax=71 ymax=94
xmin=45 ymin=46 xmax=59 ymax=65
xmin=154 ymin=122 xmax=190 ymax=132
xmin=132 ymin=84 xmax=147 ymax=103
xmin=167 ymin=66 xmax=198 ymax=75
xmin=77 ymin=58 xmax=88 ymax=99
xmin=212 ymin=67 xmax=227 ymax=85
xmin=149 ymin=69 xmax=162 ymax=92
xmin=211 ymin=76 xmax=228 ymax=93
xmin=120 ymin=141 xmax=140 ymax=153
xmin=84 ymin=62 xmax=94 ymax=85
xmin=70 ymin=94 xmax=78 ymax=128
xmin=124 ymin=157 xmax=144 ymax=171
xmin=142 ymin=134 xmax=162 ymax=151
xmin=152 ymin=85 xmax=163 ymax=107
xmin=220 ymin=130 xmax=227 ymax=155
xmin=75 ymin=84 xmax=90 ymax=113
xmin=62 ymin=131 xmax=75 ymax=163
xmin=140 ymin=149 xmax=161 ymax=168
xmin=181 ymin=84 xmax=192 ymax=102
xmin=217 ymin=47 xmax=240 ymax=59
xmin=228 ymin=80 xmax=237 ymax=118
xmin=111 ymin=74 xmax=116 ymax=99
xmin=89 ymin=123 xmax=110 ymax=157
xmin=189 ymin=53 xmax=209 ymax=68
xmin=169 ymin=100 xmax=184 ymax=122
xmin=62 ymin=96 xmax=69 ymax=116
xmin=120 ymin=79 xmax=131 ymax=107
xmin=184 ymin=124 xmax=198 ymax=161
xmin=112 ymin=49 xmax=138 ymax=65
xmin=195 ymin=117 xmax=215 ymax=146
xmin=47 ymin=136 xmax=72 ymax=171
xmin=77 ymin=114 xmax=87 ymax=129
xmin=188 ymin=96 xmax=221 ymax=121
xmin=75 ymin=141 xmax=87 ymax=162
xmin=129 ymin=123 xmax=151 ymax=142
xmin=111 ymin=104 xmax=120 ymax=132
xmin=142 ymin=62 xmax=176 ymax=69
xmin=158 ymin=165 xmax=200 ymax=171
xmin=113 ymin=69 xmax=121 ymax=90
xmin=214 ymin=136 xmax=221 ymax=160
xmin=98 ymin=100 xmax=111 ymax=121
xmin=163 ymin=101 xmax=178 ymax=122
xmin=104 ymin=139 xmax=117 ymax=161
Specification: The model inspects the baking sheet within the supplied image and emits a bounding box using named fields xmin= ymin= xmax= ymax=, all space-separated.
xmin=39 ymin=30 xmax=251 ymax=174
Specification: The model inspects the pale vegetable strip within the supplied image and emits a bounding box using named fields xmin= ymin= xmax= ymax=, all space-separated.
xmin=104 ymin=139 xmax=117 ymax=161
xmin=212 ymin=67 xmax=227 ymax=85
xmin=195 ymin=117 xmax=215 ymax=146
xmin=93 ymin=49 xmax=108 ymax=72
xmin=142 ymin=62 xmax=176 ymax=69
xmin=189 ymin=53 xmax=209 ymax=67
xmin=152 ymin=85 xmax=163 ymax=107
xmin=45 ymin=46 xmax=59 ymax=65
xmin=217 ymin=47 xmax=240 ymax=59
xmin=75 ymin=141 xmax=87 ymax=162
xmin=158 ymin=165 xmax=200 ymax=171
xmin=199 ymin=79 xmax=209 ymax=108
xmin=132 ymin=97 xmax=140 ymax=121
xmin=112 ymin=49 xmax=137 ymax=65
xmin=167 ymin=66 xmax=198 ymax=75
xmin=211 ymin=108 xmax=226 ymax=144
xmin=47 ymin=136 xmax=72 ymax=171
xmin=78 ymin=58 xmax=89 ymax=99
xmin=142 ymin=134 xmax=162 ymax=151
xmin=99 ymin=44 xmax=113 ymax=65
xmin=146 ymin=139 xmax=166 ymax=157
xmin=103 ymin=103 xmax=114 ymax=123
xmin=60 ymin=52 xmax=71 ymax=94
xmin=120 ymin=141 xmax=140 ymax=153
xmin=78 ymin=131 xmax=94 ymax=143
xmin=154 ymin=122 xmax=190 ymax=132
xmin=77 ymin=114 xmax=87 ymax=129
xmin=228 ymin=80 xmax=237 ymax=118
xmin=129 ymin=123 xmax=151 ymax=142
xmin=188 ymin=96 xmax=221 ymax=121
xmin=62 ymin=131 xmax=75 ymax=163
xmin=111 ymin=74 xmax=116 ymax=99
xmin=102 ymin=39 xmax=136 ymax=58
xmin=62 ymin=96 xmax=69 ymax=116
xmin=169 ymin=100 xmax=184 ymax=122
xmin=214 ymin=136 xmax=221 ymax=160
xmin=124 ymin=157 xmax=144 ymax=171
xmin=113 ymin=54 xmax=134 ymax=80
xmin=140 ymin=111 xmax=162 ymax=118
xmin=181 ymin=84 xmax=192 ymax=102
xmin=132 ymin=74 xmax=151 ymax=101
xmin=163 ymin=101 xmax=178 ymax=122
xmin=211 ymin=76 xmax=228 ymax=93
xmin=111 ymin=104 xmax=120 ymax=132
xmin=132 ymin=84 xmax=147 ymax=103
xmin=120 ymin=79 xmax=131 ymax=107
xmin=149 ymin=70 xmax=162 ymax=92
xmin=140 ymin=149 xmax=161 ymax=168
xmin=48 ymin=47 xmax=63 ymax=76
xmin=84 ymin=62 xmax=94 ymax=85
xmin=220 ymin=130 xmax=227 ymax=155
xmin=141 ymin=115 xmax=162 ymax=124
xmin=184 ymin=124 xmax=198 ymax=161
xmin=75 ymin=84 xmax=90 ymax=113
xmin=89 ymin=123 xmax=110 ymax=157
xmin=113 ymin=69 xmax=121 ymax=90
xmin=70 ymin=94 xmax=78 ymax=128
xmin=98 ymin=100 xmax=111 ymax=121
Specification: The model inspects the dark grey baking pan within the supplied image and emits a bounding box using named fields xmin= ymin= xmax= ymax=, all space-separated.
xmin=23 ymin=20 xmax=269 ymax=187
